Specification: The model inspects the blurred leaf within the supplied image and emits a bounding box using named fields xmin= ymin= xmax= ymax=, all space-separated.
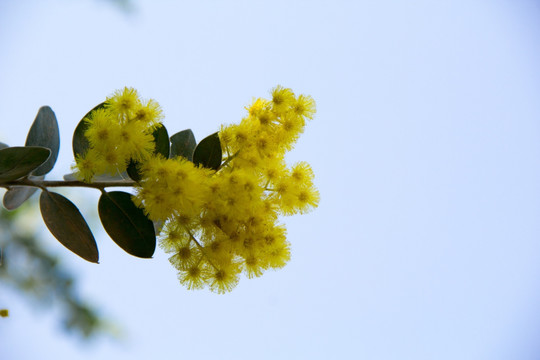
xmin=127 ymin=124 xmax=170 ymax=181
xmin=3 ymin=175 xmax=44 ymax=210
xmin=0 ymin=146 xmax=51 ymax=182
xmin=170 ymin=129 xmax=196 ymax=161
xmin=98 ymin=191 xmax=155 ymax=258
xmin=0 ymin=203 xmax=108 ymax=338
xmin=193 ymin=132 xmax=222 ymax=170
xmin=73 ymin=103 xmax=105 ymax=159
xmin=25 ymin=106 xmax=60 ymax=176
xmin=39 ymin=191 xmax=99 ymax=263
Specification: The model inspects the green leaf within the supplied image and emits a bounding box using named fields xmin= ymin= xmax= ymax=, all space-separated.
xmin=3 ymin=174 xmax=44 ymax=210
xmin=98 ymin=191 xmax=155 ymax=258
xmin=153 ymin=124 xmax=170 ymax=159
xmin=25 ymin=106 xmax=60 ymax=176
xmin=193 ymin=132 xmax=222 ymax=170
xmin=0 ymin=146 xmax=51 ymax=182
xmin=126 ymin=159 xmax=142 ymax=182
xmin=72 ymin=102 xmax=105 ymax=159
xmin=39 ymin=190 xmax=99 ymax=263
xmin=170 ymin=129 xmax=196 ymax=161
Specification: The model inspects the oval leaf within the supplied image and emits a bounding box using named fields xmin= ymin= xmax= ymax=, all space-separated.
xmin=0 ymin=146 xmax=51 ymax=182
xmin=153 ymin=124 xmax=170 ymax=159
xmin=170 ymin=129 xmax=196 ymax=161
xmin=126 ymin=159 xmax=142 ymax=182
xmin=98 ymin=191 xmax=155 ymax=258
xmin=73 ymin=102 xmax=105 ymax=159
xmin=3 ymin=174 xmax=44 ymax=210
xmin=39 ymin=191 xmax=99 ymax=263
xmin=25 ymin=106 xmax=60 ymax=176
xmin=193 ymin=132 xmax=222 ymax=170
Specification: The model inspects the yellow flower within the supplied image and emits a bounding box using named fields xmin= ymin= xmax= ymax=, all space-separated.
xmin=73 ymin=151 xmax=101 ymax=182
xmin=106 ymin=87 xmax=140 ymax=120
xmin=118 ymin=121 xmax=155 ymax=161
xmin=290 ymin=161 xmax=315 ymax=184
xmin=292 ymin=94 xmax=316 ymax=119
xmin=295 ymin=186 xmax=320 ymax=214
xmin=271 ymin=85 xmax=295 ymax=112
xmin=132 ymin=98 xmax=163 ymax=126
xmin=178 ymin=264 xmax=210 ymax=290
xmin=209 ymin=261 xmax=241 ymax=294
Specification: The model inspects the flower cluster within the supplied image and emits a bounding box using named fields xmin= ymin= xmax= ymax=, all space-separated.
xmin=76 ymin=85 xmax=318 ymax=293
xmin=134 ymin=86 xmax=318 ymax=292
xmin=74 ymin=87 xmax=163 ymax=181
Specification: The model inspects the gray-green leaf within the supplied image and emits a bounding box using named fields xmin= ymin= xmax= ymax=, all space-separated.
xmin=170 ymin=129 xmax=196 ymax=161
xmin=3 ymin=175 xmax=44 ymax=210
xmin=39 ymin=190 xmax=99 ymax=263
xmin=0 ymin=146 xmax=51 ymax=182
xmin=25 ymin=106 xmax=60 ymax=176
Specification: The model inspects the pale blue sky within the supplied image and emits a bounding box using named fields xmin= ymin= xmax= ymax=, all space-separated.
xmin=2 ymin=1 xmax=540 ymax=359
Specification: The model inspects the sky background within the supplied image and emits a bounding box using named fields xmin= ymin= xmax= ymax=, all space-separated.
xmin=1 ymin=0 xmax=540 ymax=359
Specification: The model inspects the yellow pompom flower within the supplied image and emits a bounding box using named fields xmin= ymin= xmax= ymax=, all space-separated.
xmin=133 ymin=98 xmax=164 ymax=126
xmin=209 ymin=261 xmax=241 ymax=294
xmin=106 ymin=87 xmax=140 ymax=120
xmin=179 ymin=264 xmax=210 ymax=290
xmin=292 ymin=94 xmax=316 ymax=119
xmin=73 ymin=151 xmax=101 ymax=182
xmin=271 ymin=85 xmax=295 ymax=112
xmin=84 ymin=108 xmax=117 ymax=148
xmin=290 ymin=162 xmax=315 ymax=184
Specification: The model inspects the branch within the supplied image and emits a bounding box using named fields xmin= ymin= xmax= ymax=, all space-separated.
xmin=0 ymin=179 xmax=136 ymax=191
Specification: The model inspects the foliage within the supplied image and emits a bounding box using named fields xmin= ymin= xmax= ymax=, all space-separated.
xmin=0 ymin=86 xmax=319 ymax=293
xmin=0 ymin=203 xmax=105 ymax=337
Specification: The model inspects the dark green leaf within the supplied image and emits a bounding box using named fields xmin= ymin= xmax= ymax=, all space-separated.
xmin=39 ymin=190 xmax=99 ymax=263
xmin=3 ymin=175 xmax=44 ymax=210
xmin=98 ymin=191 xmax=155 ymax=258
xmin=25 ymin=106 xmax=60 ymax=176
xmin=0 ymin=146 xmax=51 ymax=182
xmin=152 ymin=124 xmax=170 ymax=159
xmin=170 ymin=129 xmax=196 ymax=161
xmin=126 ymin=159 xmax=142 ymax=182
xmin=73 ymin=103 xmax=105 ymax=159
xmin=193 ymin=132 xmax=222 ymax=170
